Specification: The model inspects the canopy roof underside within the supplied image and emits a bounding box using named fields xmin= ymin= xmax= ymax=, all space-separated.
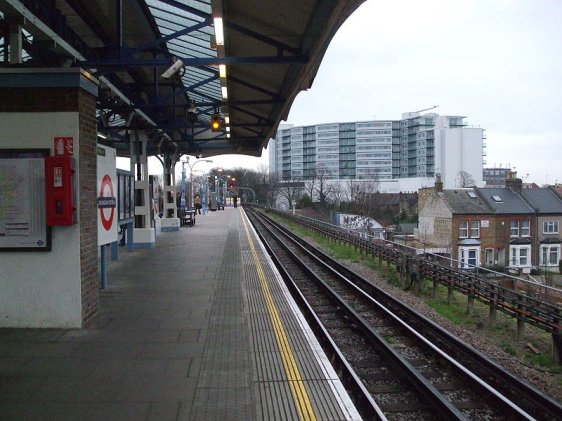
xmin=0 ymin=0 xmax=364 ymax=158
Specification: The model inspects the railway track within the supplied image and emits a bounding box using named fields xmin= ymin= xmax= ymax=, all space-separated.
xmin=246 ymin=208 xmax=562 ymax=421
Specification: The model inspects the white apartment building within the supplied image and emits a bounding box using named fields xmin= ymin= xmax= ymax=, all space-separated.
xmin=269 ymin=112 xmax=484 ymax=193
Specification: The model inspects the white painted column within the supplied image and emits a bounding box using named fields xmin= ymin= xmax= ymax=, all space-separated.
xmin=160 ymin=152 xmax=180 ymax=231
xmin=9 ymin=22 xmax=23 ymax=64
xmin=131 ymin=131 xmax=156 ymax=248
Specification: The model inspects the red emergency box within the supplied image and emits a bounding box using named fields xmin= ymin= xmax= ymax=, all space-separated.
xmin=45 ymin=156 xmax=76 ymax=225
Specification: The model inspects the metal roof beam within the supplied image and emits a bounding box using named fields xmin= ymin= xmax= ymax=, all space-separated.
xmin=131 ymin=18 xmax=212 ymax=55
xmin=98 ymin=98 xmax=278 ymax=109
xmin=155 ymin=0 xmax=211 ymax=20
xmin=159 ymin=74 xmax=218 ymax=103
xmin=78 ymin=55 xmax=307 ymax=69
xmin=226 ymin=21 xmax=301 ymax=56
xmin=229 ymin=75 xmax=277 ymax=98
xmin=117 ymin=122 xmax=272 ymax=131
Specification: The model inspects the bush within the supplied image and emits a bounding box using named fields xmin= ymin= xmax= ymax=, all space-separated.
xmin=559 ymin=259 xmax=562 ymax=274
xmin=296 ymin=193 xmax=313 ymax=209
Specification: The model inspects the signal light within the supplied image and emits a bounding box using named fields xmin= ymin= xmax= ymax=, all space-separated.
xmin=211 ymin=113 xmax=222 ymax=132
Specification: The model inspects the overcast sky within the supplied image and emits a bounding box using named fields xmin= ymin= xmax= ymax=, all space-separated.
xmin=175 ymin=0 xmax=562 ymax=185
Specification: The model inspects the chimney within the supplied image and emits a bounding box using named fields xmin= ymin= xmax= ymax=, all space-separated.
xmin=434 ymin=173 xmax=443 ymax=193
xmin=506 ymin=171 xmax=523 ymax=193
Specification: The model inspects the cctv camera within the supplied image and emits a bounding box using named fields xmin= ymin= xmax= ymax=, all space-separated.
xmin=161 ymin=59 xmax=184 ymax=79
xmin=187 ymin=102 xmax=197 ymax=124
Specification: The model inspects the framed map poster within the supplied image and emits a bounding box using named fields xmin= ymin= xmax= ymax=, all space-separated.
xmin=0 ymin=149 xmax=51 ymax=251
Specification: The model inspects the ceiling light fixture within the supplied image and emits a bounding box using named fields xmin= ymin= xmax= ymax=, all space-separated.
xmin=219 ymin=64 xmax=227 ymax=78
xmin=213 ymin=17 xmax=224 ymax=46
xmin=221 ymin=86 xmax=228 ymax=99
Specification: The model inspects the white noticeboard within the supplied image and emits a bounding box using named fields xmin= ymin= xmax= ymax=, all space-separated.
xmin=97 ymin=145 xmax=118 ymax=246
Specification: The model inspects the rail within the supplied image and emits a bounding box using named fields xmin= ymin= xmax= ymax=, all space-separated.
xmin=251 ymin=205 xmax=562 ymax=363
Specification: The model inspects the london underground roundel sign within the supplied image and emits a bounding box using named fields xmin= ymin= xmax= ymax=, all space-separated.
xmin=98 ymin=174 xmax=116 ymax=231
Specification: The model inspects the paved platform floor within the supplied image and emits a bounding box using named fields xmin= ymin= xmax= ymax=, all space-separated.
xmin=0 ymin=207 xmax=360 ymax=421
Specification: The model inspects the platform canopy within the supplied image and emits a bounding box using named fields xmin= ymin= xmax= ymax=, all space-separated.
xmin=0 ymin=0 xmax=364 ymax=158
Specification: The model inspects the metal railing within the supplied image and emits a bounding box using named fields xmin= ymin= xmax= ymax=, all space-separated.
xmin=256 ymin=206 xmax=562 ymax=340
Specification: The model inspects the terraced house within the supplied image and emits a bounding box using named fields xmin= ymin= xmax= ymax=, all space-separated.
xmin=417 ymin=173 xmax=562 ymax=274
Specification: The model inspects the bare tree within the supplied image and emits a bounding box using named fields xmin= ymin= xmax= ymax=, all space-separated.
xmin=315 ymin=165 xmax=335 ymax=208
xmin=457 ymin=170 xmax=476 ymax=187
xmin=276 ymin=182 xmax=303 ymax=210
xmin=304 ymin=168 xmax=318 ymax=201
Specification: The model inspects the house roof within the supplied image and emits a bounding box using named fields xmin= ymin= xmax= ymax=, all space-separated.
xmin=439 ymin=189 xmax=492 ymax=215
xmin=396 ymin=223 xmax=416 ymax=234
xmin=425 ymin=185 xmax=562 ymax=221
xmin=476 ymin=187 xmax=535 ymax=214
xmin=519 ymin=188 xmax=562 ymax=214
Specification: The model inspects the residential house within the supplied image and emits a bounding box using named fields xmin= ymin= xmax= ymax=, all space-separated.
xmin=476 ymin=185 xmax=536 ymax=273
xmin=519 ymin=187 xmax=562 ymax=271
xmin=417 ymin=178 xmax=494 ymax=268
xmin=417 ymin=174 xmax=562 ymax=273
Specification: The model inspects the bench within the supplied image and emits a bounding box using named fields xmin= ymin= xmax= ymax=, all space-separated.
xmin=180 ymin=208 xmax=196 ymax=227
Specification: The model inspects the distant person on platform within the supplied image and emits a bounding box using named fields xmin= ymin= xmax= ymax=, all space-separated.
xmin=233 ymin=196 xmax=238 ymax=208
xmin=194 ymin=194 xmax=202 ymax=214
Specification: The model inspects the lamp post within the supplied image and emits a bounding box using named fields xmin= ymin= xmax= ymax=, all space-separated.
xmin=202 ymin=173 xmax=210 ymax=214
xmin=181 ymin=157 xmax=212 ymax=211
xmin=217 ymin=174 xmax=231 ymax=207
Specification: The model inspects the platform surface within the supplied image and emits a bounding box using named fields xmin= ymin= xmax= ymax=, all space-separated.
xmin=0 ymin=207 xmax=360 ymax=421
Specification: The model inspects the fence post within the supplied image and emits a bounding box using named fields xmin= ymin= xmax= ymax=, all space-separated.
xmin=516 ymin=293 xmax=526 ymax=342
xmin=553 ymin=330 xmax=562 ymax=366
xmin=467 ymin=295 xmax=474 ymax=315
xmin=489 ymin=284 xmax=497 ymax=327
xmin=553 ymin=305 xmax=562 ymax=365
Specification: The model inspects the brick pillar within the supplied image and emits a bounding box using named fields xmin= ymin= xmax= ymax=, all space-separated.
xmin=0 ymin=68 xmax=99 ymax=327
xmin=78 ymin=88 xmax=100 ymax=325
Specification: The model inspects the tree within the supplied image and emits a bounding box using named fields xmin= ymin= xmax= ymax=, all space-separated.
xmin=341 ymin=178 xmax=379 ymax=217
xmin=276 ymin=182 xmax=303 ymax=210
xmin=315 ymin=165 xmax=335 ymax=209
xmin=304 ymin=168 xmax=318 ymax=200
xmin=296 ymin=193 xmax=313 ymax=208
xmin=457 ymin=170 xmax=476 ymax=187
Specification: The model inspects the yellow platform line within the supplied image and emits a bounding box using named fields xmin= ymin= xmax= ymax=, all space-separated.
xmin=241 ymin=212 xmax=318 ymax=421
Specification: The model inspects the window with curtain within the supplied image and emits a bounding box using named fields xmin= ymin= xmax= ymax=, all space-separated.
xmin=459 ymin=221 xmax=468 ymax=238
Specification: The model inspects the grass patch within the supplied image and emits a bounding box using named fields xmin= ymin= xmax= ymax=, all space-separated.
xmin=426 ymin=298 xmax=473 ymax=326
xmin=501 ymin=341 xmax=517 ymax=356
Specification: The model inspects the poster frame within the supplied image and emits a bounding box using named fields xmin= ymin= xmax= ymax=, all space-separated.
xmin=0 ymin=148 xmax=52 ymax=252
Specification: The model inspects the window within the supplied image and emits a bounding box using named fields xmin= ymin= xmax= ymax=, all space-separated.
xmin=459 ymin=247 xmax=480 ymax=269
xmin=543 ymin=221 xmax=559 ymax=234
xmin=509 ymin=245 xmax=532 ymax=268
xmin=470 ymin=221 xmax=480 ymax=238
xmin=459 ymin=221 xmax=468 ymax=238
xmin=520 ymin=220 xmax=530 ymax=236
xmin=540 ymin=245 xmax=561 ymax=266
xmin=492 ymin=195 xmax=503 ymax=202
xmin=510 ymin=221 xmax=519 ymax=237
